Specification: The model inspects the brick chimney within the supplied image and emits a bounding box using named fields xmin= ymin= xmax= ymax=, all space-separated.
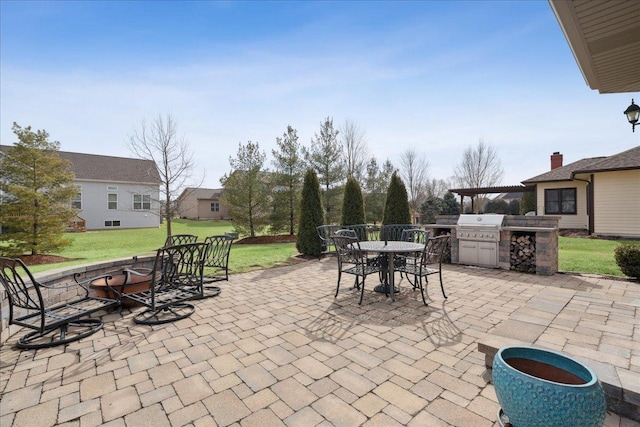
xmin=551 ymin=152 xmax=563 ymax=170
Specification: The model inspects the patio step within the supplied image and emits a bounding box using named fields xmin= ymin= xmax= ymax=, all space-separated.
xmin=478 ymin=336 xmax=640 ymax=423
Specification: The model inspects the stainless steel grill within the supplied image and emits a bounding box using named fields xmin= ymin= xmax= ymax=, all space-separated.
xmin=456 ymin=214 xmax=505 ymax=267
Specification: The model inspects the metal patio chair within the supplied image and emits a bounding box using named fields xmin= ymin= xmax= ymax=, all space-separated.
xmin=119 ymin=242 xmax=208 ymax=325
xmin=317 ymin=225 xmax=341 ymax=253
xmin=394 ymin=235 xmax=450 ymax=306
xmin=0 ymin=257 xmax=119 ymax=349
xmin=332 ymin=235 xmax=382 ymax=305
xmin=197 ymin=234 xmax=234 ymax=298
xmin=164 ymin=234 xmax=198 ymax=247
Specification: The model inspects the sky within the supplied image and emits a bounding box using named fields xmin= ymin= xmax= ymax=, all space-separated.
xmin=1 ymin=1 xmax=638 ymax=191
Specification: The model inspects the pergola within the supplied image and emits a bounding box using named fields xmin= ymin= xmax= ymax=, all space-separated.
xmin=448 ymin=185 xmax=535 ymax=213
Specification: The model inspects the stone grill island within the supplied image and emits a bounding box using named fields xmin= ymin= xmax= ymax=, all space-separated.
xmin=426 ymin=215 xmax=560 ymax=275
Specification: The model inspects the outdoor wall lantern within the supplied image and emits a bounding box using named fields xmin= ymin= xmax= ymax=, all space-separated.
xmin=624 ymin=99 xmax=640 ymax=132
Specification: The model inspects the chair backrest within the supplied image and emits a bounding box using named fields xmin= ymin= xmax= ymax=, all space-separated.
xmin=317 ymin=225 xmax=341 ymax=249
xmin=380 ymin=224 xmax=416 ymax=241
xmin=335 ymin=229 xmax=358 ymax=239
xmin=152 ymin=242 xmax=209 ymax=295
xmin=332 ymin=235 xmax=362 ymax=265
xmin=424 ymin=235 xmax=451 ymax=265
xmin=344 ymin=224 xmax=369 ymax=241
xmin=0 ymin=257 xmax=47 ymax=318
xmin=203 ymin=235 xmax=233 ymax=269
xmin=366 ymin=225 xmax=381 ymax=241
xmin=164 ymin=234 xmax=198 ymax=247
xmin=401 ymin=228 xmax=430 ymax=244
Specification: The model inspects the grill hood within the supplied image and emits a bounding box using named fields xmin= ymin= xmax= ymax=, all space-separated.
xmin=456 ymin=214 xmax=505 ymax=228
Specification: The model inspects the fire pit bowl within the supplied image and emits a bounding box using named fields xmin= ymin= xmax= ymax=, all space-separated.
xmin=493 ymin=346 xmax=605 ymax=427
xmin=89 ymin=272 xmax=152 ymax=307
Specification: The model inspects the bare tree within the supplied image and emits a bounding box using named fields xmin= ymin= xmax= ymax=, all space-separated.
xmin=128 ymin=114 xmax=201 ymax=237
xmin=453 ymin=139 xmax=504 ymax=213
xmin=340 ymin=119 xmax=368 ymax=183
xmin=399 ymin=148 xmax=430 ymax=215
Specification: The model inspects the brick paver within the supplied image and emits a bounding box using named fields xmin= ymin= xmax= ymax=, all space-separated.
xmin=0 ymin=258 xmax=638 ymax=426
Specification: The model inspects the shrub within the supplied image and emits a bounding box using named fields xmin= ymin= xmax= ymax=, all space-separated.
xmin=341 ymin=177 xmax=365 ymax=226
xmin=296 ymin=168 xmax=324 ymax=256
xmin=382 ymin=172 xmax=411 ymax=225
xmin=614 ymin=245 xmax=640 ymax=280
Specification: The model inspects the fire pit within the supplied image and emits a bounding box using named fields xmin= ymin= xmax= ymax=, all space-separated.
xmin=90 ymin=272 xmax=152 ymax=307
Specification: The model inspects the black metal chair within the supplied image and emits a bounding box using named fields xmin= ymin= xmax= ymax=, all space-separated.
xmin=317 ymin=225 xmax=341 ymax=252
xmin=164 ymin=234 xmax=198 ymax=247
xmin=331 ymin=235 xmax=382 ymax=305
xmin=380 ymin=224 xmax=416 ymax=242
xmin=344 ymin=224 xmax=369 ymax=241
xmin=119 ymin=242 xmax=208 ymax=325
xmin=198 ymin=234 xmax=233 ymax=298
xmin=0 ymin=257 xmax=119 ymax=349
xmin=394 ymin=235 xmax=450 ymax=306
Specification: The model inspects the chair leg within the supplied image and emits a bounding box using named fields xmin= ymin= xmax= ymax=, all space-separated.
xmin=335 ymin=271 xmax=342 ymax=298
xmin=359 ymin=275 xmax=366 ymax=305
xmin=439 ymin=270 xmax=447 ymax=299
xmin=418 ymin=276 xmax=428 ymax=306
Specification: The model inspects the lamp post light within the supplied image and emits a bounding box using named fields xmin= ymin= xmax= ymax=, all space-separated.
xmin=624 ymin=99 xmax=640 ymax=132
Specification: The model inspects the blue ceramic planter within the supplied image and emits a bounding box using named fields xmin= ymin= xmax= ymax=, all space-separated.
xmin=493 ymin=346 xmax=606 ymax=427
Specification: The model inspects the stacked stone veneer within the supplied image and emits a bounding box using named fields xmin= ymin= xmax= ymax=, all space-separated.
xmin=0 ymin=255 xmax=155 ymax=345
xmin=430 ymin=215 xmax=559 ymax=276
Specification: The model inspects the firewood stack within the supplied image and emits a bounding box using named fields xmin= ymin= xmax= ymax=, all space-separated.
xmin=510 ymin=234 xmax=536 ymax=273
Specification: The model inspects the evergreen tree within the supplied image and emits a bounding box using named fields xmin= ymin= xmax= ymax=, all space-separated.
xmin=382 ymin=172 xmax=411 ymax=225
xmin=520 ymin=191 xmax=536 ymax=215
xmin=296 ymin=168 xmax=324 ymax=256
xmin=442 ymin=192 xmax=461 ymax=215
xmin=420 ymin=196 xmax=444 ymax=224
xmin=271 ymin=125 xmax=304 ymax=235
xmin=341 ymin=177 xmax=365 ymax=226
xmin=0 ymin=123 xmax=78 ymax=256
xmin=363 ymin=157 xmax=394 ymax=223
xmin=508 ymin=199 xmax=520 ymax=215
xmin=220 ymin=141 xmax=269 ymax=238
xmin=302 ymin=117 xmax=344 ymax=223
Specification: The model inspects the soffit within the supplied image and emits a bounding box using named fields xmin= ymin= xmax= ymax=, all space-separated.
xmin=549 ymin=0 xmax=640 ymax=94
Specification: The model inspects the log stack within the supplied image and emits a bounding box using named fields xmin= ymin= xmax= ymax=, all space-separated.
xmin=510 ymin=233 xmax=536 ymax=273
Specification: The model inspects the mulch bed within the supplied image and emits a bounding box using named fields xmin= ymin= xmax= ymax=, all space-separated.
xmin=235 ymin=235 xmax=297 ymax=244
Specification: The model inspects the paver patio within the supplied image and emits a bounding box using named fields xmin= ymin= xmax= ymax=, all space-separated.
xmin=1 ymin=257 xmax=638 ymax=426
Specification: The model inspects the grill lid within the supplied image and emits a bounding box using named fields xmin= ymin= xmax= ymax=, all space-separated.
xmin=456 ymin=214 xmax=505 ymax=228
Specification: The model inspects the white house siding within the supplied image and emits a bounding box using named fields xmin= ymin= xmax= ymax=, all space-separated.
xmin=77 ymin=181 xmax=161 ymax=230
xmin=592 ymin=170 xmax=640 ymax=237
xmin=536 ymin=181 xmax=589 ymax=230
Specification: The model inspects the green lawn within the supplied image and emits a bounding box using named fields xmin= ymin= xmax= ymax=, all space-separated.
xmin=21 ymin=221 xmax=640 ymax=279
xmin=559 ymin=236 xmax=639 ymax=277
xmin=26 ymin=220 xmax=298 ymax=274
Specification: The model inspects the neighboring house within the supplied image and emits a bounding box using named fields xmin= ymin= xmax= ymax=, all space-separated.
xmin=522 ymin=147 xmax=640 ymax=238
xmin=176 ymin=187 xmax=230 ymax=220
xmin=0 ymin=145 xmax=162 ymax=231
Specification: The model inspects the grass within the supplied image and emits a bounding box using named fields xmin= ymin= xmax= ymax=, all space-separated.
xmin=559 ymin=236 xmax=640 ymax=277
xmin=26 ymin=219 xmax=298 ymax=275
xmin=19 ymin=221 xmax=640 ymax=278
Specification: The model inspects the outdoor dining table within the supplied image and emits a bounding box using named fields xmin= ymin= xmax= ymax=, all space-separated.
xmin=357 ymin=240 xmax=425 ymax=302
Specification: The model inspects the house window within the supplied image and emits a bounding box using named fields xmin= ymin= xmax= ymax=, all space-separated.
xmin=72 ymin=187 xmax=82 ymax=210
xmin=133 ymin=194 xmax=151 ymax=210
xmin=211 ymin=202 xmax=220 ymax=212
xmin=544 ymin=188 xmax=576 ymax=214
xmin=104 ymin=220 xmax=121 ymax=227
xmin=108 ymin=193 xmax=118 ymax=210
